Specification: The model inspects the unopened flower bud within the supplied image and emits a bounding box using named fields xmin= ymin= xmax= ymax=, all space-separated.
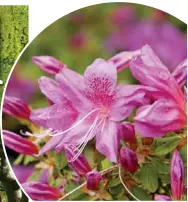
xmin=64 ymin=145 xmax=92 ymax=176
xmin=3 ymin=130 xmax=38 ymax=155
xmin=3 ymin=96 xmax=31 ymax=119
xmin=32 ymin=56 xmax=65 ymax=75
xmin=120 ymin=146 xmax=139 ymax=173
xmin=85 ymin=170 xmax=102 ymax=190
xmin=171 ymin=150 xmax=185 ymax=200
xmin=22 ymin=182 xmax=61 ymax=201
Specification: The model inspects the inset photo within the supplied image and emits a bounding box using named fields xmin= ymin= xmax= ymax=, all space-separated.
xmin=1 ymin=3 xmax=187 ymax=201
xmin=0 ymin=5 xmax=29 ymax=202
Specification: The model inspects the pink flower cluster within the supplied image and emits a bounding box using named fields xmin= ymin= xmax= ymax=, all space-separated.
xmin=2 ymin=44 xmax=186 ymax=201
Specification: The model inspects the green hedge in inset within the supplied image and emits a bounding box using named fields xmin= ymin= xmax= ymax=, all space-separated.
xmin=0 ymin=5 xmax=28 ymax=202
xmin=0 ymin=5 xmax=28 ymax=100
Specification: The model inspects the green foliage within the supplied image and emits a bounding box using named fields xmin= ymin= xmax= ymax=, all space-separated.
xmin=139 ymin=164 xmax=159 ymax=193
xmin=153 ymin=134 xmax=181 ymax=156
xmin=0 ymin=6 xmax=28 ymax=99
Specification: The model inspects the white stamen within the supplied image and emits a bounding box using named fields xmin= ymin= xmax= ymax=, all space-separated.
xmin=70 ymin=115 xmax=106 ymax=162
xmin=49 ymin=108 xmax=101 ymax=137
xmin=21 ymin=128 xmax=54 ymax=138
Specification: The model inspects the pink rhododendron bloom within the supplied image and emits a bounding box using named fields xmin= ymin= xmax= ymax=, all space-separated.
xmin=3 ymin=130 xmax=38 ymax=155
xmin=3 ymin=96 xmax=31 ymax=119
xmin=105 ymin=21 xmax=186 ymax=70
xmin=32 ymin=56 xmax=65 ymax=75
xmin=129 ymin=45 xmax=187 ymax=137
xmin=171 ymin=150 xmax=185 ymax=200
xmin=22 ymin=182 xmax=61 ymax=201
xmin=30 ymin=58 xmax=152 ymax=162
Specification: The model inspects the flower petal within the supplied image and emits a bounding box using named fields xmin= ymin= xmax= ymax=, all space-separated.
xmin=109 ymin=49 xmax=141 ymax=71
xmin=110 ymin=85 xmax=159 ymax=121
xmin=172 ymin=59 xmax=187 ymax=88
xmin=56 ymin=69 xmax=91 ymax=112
xmin=134 ymin=100 xmax=186 ymax=137
xmin=38 ymin=76 xmax=70 ymax=104
xmin=154 ymin=194 xmax=171 ymax=201
xmin=130 ymin=45 xmax=184 ymax=106
xmin=30 ymin=104 xmax=78 ymax=130
xmin=84 ymin=59 xmax=117 ymax=107
xmin=39 ymin=115 xmax=95 ymax=155
xmin=96 ymin=120 xmax=119 ymax=163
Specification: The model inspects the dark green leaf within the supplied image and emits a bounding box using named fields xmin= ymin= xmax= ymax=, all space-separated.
xmin=107 ymin=178 xmax=121 ymax=188
xmin=132 ymin=186 xmax=151 ymax=200
xmin=54 ymin=152 xmax=67 ymax=170
xmin=154 ymin=136 xmax=181 ymax=156
xmin=140 ymin=164 xmax=158 ymax=193
xmin=180 ymin=144 xmax=187 ymax=163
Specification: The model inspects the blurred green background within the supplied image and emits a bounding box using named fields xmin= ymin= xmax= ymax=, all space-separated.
xmin=6 ymin=2 xmax=187 ymax=117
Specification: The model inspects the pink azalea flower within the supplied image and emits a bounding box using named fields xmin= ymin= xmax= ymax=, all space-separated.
xmin=129 ymin=45 xmax=187 ymax=137
xmin=3 ymin=130 xmax=38 ymax=155
xmin=171 ymin=150 xmax=185 ymax=200
xmin=22 ymin=182 xmax=61 ymax=201
xmin=30 ymin=58 xmax=152 ymax=162
xmin=105 ymin=20 xmax=186 ymax=70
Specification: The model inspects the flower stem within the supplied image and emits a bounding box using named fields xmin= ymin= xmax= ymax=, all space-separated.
xmin=58 ymin=164 xmax=120 ymax=200
xmin=118 ymin=166 xmax=140 ymax=201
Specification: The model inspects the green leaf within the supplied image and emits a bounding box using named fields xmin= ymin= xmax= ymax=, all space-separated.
xmin=140 ymin=164 xmax=158 ymax=193
xmin=23 ymin=155 xmax=37 ymax=165
xmin=151 ymin=159 xmax=170 ymax=174
xmin=65 ymin=180 xmax=87 ymax=200
xmin=180 ymin=144 xmax=187 ymax=163
xmin=109 ymin=184 xmax=124 ymax=195
xmin=83 ymin=146 xmax=95 ymax=168
xmin=101 ymin=158 xmax=113 ymax=170
xmin=54 ymin=152 xmax=67 ymax=170
xmin=160 ymin=174 xmax=170 ymax=184
xmin=154 ymin=136 xmax=181 ymax=156
xmin=28 ymin=169 xmax=42 ymax=182
xmin=14 ymin=154 xmax=24 ymax=165
xmin=107 ymin=178 xmax=121 ymax=188
xmin=132 ymin=186 xmax=151 ymax=200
